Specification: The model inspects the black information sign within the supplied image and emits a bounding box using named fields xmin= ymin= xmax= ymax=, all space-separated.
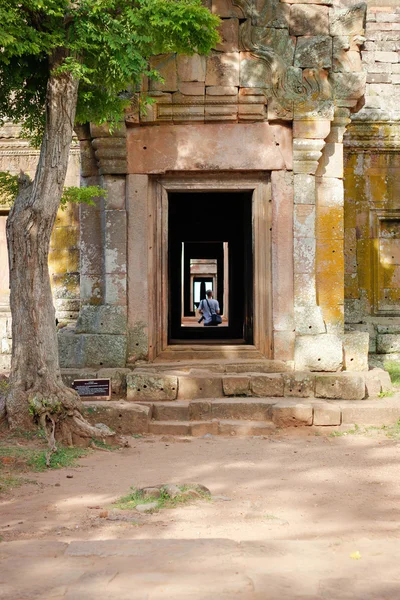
xmin=72 ymin=378 xmax=111 ymax=398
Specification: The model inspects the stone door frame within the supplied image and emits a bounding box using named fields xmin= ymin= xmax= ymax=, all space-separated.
xmin=144 ymin=172 xmax=272 ymax=361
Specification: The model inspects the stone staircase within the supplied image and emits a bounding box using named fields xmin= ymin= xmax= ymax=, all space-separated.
xmin=73 ymin=354 xmax=399 ymax=437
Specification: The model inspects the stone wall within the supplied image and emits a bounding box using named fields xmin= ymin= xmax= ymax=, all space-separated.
xmin=0 ymin=123 xmax=81 ymax=369
xmin=344 ymin=5 xmax=400 ymax=365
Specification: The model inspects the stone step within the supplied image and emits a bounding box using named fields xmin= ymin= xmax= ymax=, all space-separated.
xmin=148 ymin=419 xmax=276 ymax=437
xmin=138 ymin=358 xmax=292 ymax=374
xmin=153 ymin=345 xmax=266 ymax=362
xmin=82 ymin=395 xmax=400 ymax=436
xmin=150 ymin=399 xmax=276 ymax=422
xmin=126 ymin=369 xmax=391 ymax=402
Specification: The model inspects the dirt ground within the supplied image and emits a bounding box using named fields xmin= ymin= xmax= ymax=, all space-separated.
xmin=2 ymin=428 xmax=400 ymax=598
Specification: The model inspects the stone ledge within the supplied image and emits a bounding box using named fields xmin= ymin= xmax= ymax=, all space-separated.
xmin=82 ymin=400 xmax=151 ymax=434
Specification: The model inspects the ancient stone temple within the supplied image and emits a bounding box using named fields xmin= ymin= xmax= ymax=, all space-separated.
xmin=1 ymin=0 xmax=400 ymax=420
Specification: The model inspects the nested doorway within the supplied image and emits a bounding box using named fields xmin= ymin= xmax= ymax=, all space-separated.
xmin=169 ymin=192 xmax=253 ymax=342
xmin=147 ymin=175 xmax=272 ymax=359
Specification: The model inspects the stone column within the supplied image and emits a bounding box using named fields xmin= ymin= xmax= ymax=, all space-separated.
xmin=293 ymin=118 xmax=344 ymax=371
xmin=58 ymin=124 xmax=129 ymax=369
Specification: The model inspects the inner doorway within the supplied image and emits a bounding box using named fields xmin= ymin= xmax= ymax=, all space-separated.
xmin=168 ymin=192 xmax=253 ymax=343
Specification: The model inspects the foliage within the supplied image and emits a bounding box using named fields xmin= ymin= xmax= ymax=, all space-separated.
xmin=384 ymin=361 xmax=400 ymax=387
xmin=60 ymin=185 xmax=107 ymax=210
xmin=0 ymin=0 xmax=220 ymax=141
xmin=114 ymin=485 xmax=210 ymax=511
xmin=0 ymin=171 xmax=106 ymax=210
xmin=0 ymin=172 xmax=18 ymax=206
xmin=0 ymin=444 xmax=88 ymax=473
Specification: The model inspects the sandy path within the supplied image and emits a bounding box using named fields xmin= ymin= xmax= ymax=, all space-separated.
xmin=2 ymin=431 xmax=400 ymax=544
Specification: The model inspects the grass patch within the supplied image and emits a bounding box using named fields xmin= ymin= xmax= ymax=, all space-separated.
xmin=113 ymin=485 xmax=210 ymax=512
xmin=90 ymin=438 xmax=115 ymax=451
xmin=0 ymin=474 xmax=36 ymax=493
xmin=378 ymin=390 xmax=395 ymax=398
xmin=385 ymin=361 xmax=400 ymax=387
xmin=0 ymin=445 xmax=88 ymax=473
xmin=329 ymin=419 xmax=400 ymax=440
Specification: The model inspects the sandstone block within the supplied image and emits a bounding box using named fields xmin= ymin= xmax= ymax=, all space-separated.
xmin=179 ymin=82 xmax=205 ymax=95
xmin=211 ymin=400 xmax=274 ymax=421
xmin=283 ymin=372 xmax=315 ymax=397
xmin=289 ymin=5 xmax=329 ymax=36
xmin=294 ymin=36 xmax=332 ymax=69
xmin=295 ymin=334 xmax=343 ymax=371
xmin=82 ymin=334 xmax=127 ymax=368
xmin=272 ymin=402 xmax=313 ymax=427
xmin=189 ymin=401 xmax=212 ymax=421
xmin=58 ymin=332 xmax=84 ymax=368
xmin=293 ymin=237 xmax=316 ymax=274
xmin=273 ymin=331 xmax=295 ymax=362
xmin=126 ymin=373 xmax=178 ymax=401
xmin=330 ymin=5 xmax=366 ymax=37
xmin=148 ymin=421 xmax=190 ymax=435
xmin=293 ymin=173 xmax=315 ymax=204
xmin=250 ymin=374 xmax=284 ymax=397
xmin=177 ymin=376 xmax=223 ymax=400
xmin=177 ymin=55 xmax=206 ymax=82
xmin=216 ymin=18 xmax=239 ymax=53
xmin=223 ymin=375 xmax=250 ymax=396
xmin=97 ymin=368 xmax=132 ymax=396
xmin=375 ymin=51 xmax=399 ymax=63
xmin=294 ymin=204 xmax=315 ymax=238
xmin=206 ymin=85 xmax=238 ymax=95
xmin=76 ymin=306 xmax=127 ymax=335
xmin=206 ymin=52 xmax=240 ymax=87
xmin=191 ymin=421 xmax=219 ymax=437
xmin=341 ymin=402 xmax=400 ymax=426
xmin=82 ymin=401 xmax=151 ymax=434
xmin=313 ymin=403 xmax=341 ymax=425
xmin=61 ymin=368 xmax=98 ymax=388
xmin=211 ymin=0 xmax=242 ymax=18
xmin=343 ymin=332 xmax=369 ymax=371
xmin=152 ymin=402 xmax=189 ymax=421
xmin=149 ymin=55 xmax=178 ymax=91
xmin=294 ymin=306 xmax=326 ymax=335
xmin=377 ymin=334 xmax=400 ymax=354
xmin=365 ymin=368 xmax=392 ymax=397
xmin=102 ymin=175 xmax=126 ymax=210
xmin=315 ymin=373 xmax=365 ymax=400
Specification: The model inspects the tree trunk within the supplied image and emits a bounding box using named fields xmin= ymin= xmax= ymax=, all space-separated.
xmin=5 ymin=54 xmax=114 ymax=446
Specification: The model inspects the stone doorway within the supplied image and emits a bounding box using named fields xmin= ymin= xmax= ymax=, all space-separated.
xmin=129 ymin=173 xmax=273 ymax=361
xmin=168 ymin=191 xmax=253 ymax=343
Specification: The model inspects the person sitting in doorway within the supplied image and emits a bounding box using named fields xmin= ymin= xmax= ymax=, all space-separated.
xmin=198 ymin=289 xmax=220 ymax=327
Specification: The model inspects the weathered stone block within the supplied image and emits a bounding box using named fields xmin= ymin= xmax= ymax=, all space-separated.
xmin=273 ymin=331 xmax=296 ymax=362
xmin=191 ymin=421 xmax=219 ymax=437
xmin=177 ymin=376 xmax=223 ymax=399
xmin=330 ymin=5 xmax=366 ymax=37
xmin=149 ymin=55 xmax=178 ymax=91
xmin=82 ymin=334 xmax=127 ymax=368
xmin=58 ymin=332 xmax=84 ymax=368
xmin=294 ymin=36 xmax=332 ymax=69
xmin=61 ymin=368 xmax=98 ymax=388
xmin=343 ymin=332 xmax=369 ymax=371
xmin=377 ymin=334 xmax=400 ymax=354
xmin=293 ymin=173 xmax=315 ymax=205
xmin=294 ymin=204 xmax=315 ymax=238
xmin=289 ymin=5 xmax=329 ymax=36
xmin=83 ymin=401 xmax=151 ymax=434
xmin=365 ymin=368 xmax=392 ymax=397
xmin=179 ymin=82 xmax=205 ymax=95
xmin=272 ymin=402 xmax=313 ymax=427
xmin=97 ymin=368 xmax=132 ymax=396
xmin=313 ymin=403 xmax=341 ymax=425
xmin=76 ymin=306 xmax=127 ymax=335
xmin=315 ymin=373 xmax=365 ymax=400
xmin=177 ymin=55 xmax=206 ymax=82
xmin=283 ymin=372 xmax=315 ymax=397
xmin=126 ymin=372 xmax=178 ymax=401
xmin=294 ymin=306 xmax=326 ymax=335
xmin=250 ymin=374 xmax=284 ymax=397
xmin=293 ymin=237 xmax=316 ymax=274
xmin=189 ymin=400 xmax=212 ymax=421
xmin=211 ymin=399 xmax=274 ymax=421
xmin=216 ymin=18 xmax=239 ymax=53
xmin=295 ymin=334 xmax=343 ymax=371
xmin=206 ymin=52 xmax=240 ymax=87
xmin=102 ymin=175 xmax=126 ymax=210
xmin=341 ymin=402 xmax=400 ymax=426
xmin=223 ymin=375 xmax=250 ymax=396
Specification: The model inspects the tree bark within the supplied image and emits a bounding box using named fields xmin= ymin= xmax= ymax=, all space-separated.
xmin=5 ymin=53 xmax=114 ymax=445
